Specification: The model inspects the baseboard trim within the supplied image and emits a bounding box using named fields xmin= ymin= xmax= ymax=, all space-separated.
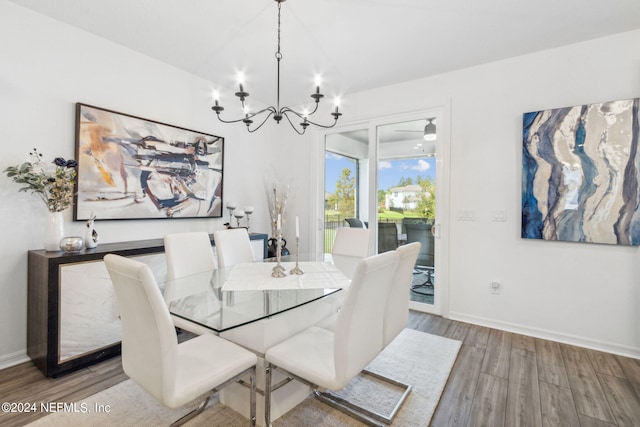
xmin=448 ymin=311 xmax=640 ymax=360
xmin=0 ymin=350 xmax=29 ymax=371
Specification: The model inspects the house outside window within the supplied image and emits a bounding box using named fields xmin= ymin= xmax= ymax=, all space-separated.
xmin=385 ymin=184 xmax=425 ymax=210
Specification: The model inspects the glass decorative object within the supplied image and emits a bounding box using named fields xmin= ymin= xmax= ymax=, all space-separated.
xmin=59 ymin=236 xmax=84 ymax=253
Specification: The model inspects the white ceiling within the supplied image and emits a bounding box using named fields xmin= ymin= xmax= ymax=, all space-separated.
xmin=8 ymin=0 xmax=640 ymax=111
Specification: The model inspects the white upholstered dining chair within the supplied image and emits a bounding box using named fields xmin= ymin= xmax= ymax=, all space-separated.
xmin=308 ymin=243 xmax=419 ymax=424
xmin=264 ymin=250 xmax=399 ymax=426
xmin=164 ymin=232 xmax=218 ymax=335
xmin=383 ymin=241 xmax=421 ymax=347
xmin=104 ymin=254 xmax=257 ymax=426
xmin=331 ymin=227 xmax=371 ymax=279
xmin=213 ymin=228 xmax=255 ymax=268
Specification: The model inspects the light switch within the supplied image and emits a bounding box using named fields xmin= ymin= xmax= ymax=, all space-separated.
xmin=457 ymin=209 xmax=475 ymax=221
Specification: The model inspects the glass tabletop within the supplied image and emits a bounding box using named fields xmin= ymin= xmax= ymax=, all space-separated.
xmin=165 ymin=254 xmax=346 ymax=333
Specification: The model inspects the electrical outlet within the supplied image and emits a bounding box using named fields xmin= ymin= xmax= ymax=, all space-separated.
xmin=490 ymin=281 xmax=501 ymax=294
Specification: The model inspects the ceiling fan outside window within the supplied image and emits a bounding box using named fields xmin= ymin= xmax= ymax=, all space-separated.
xmin=394 ymin=118 xmax=437 ymax=141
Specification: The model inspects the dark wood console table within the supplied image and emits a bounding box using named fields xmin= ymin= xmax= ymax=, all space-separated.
xmin=27 ymin=233 xmax=267 ymax=377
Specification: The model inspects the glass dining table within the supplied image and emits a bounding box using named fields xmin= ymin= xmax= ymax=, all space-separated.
xmin=164 ymin=253 xmax=350 ymax=423
xmin=165 ymin=254 xmax=348 ymax=334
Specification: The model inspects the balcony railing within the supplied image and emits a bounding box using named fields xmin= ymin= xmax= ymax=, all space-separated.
xmin=323 ymin=216 xmax=403 ymax=253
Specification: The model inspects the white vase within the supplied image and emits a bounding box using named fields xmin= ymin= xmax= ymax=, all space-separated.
xmin=44 ymin=211 xmax=65 ymax=251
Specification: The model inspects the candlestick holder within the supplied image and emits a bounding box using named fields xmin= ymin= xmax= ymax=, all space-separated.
xmin=289 ymin=237 xmax=304 ymax=275
xmin=234 ymin=210 xmax=245 ymax=228
xmin=226 ymin=204 xmax=236 ymax=224
xmin=244 ymin=207 xmax=254 ymax=232
xmin=271 ymin=230 xmax=286 ymax=278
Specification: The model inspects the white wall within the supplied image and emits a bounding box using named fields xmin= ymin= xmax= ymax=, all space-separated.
xmin=0 ymin=1 xmax=276 ymax=367
xmin=297 ymin=29 xmax=640 ymax=357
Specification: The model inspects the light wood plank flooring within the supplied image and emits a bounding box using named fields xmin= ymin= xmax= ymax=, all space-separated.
xmin=2 ymin=311 xmax=640 ymax=426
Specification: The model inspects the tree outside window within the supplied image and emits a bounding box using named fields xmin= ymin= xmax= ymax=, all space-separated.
xmin=334 ymin=168 xmax=355 ymax=217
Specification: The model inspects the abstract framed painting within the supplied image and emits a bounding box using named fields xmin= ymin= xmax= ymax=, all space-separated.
xmin=522 ymin=97 xmax=640 ymax=245
xmin=74 ymin=103 xmax=224 ymax=221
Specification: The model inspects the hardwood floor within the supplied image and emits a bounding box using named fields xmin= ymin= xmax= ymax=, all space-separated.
xmin=412 ymin=313 xmax=640 ymax=427
xmin=2 ymin=312 xmax=640 ymax=426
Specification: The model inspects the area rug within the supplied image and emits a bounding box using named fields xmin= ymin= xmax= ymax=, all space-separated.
xmin=28 ymin=328 xmax=461 ymax=427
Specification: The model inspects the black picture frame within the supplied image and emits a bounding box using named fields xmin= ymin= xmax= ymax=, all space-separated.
xmin=74 ymin=103 xmax=224 ymax=221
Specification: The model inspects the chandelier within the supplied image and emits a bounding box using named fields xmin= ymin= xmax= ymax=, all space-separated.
xmin=211 ymin=0 xmax=342 ymax=135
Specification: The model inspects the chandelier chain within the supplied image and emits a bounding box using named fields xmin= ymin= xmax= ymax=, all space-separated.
xmin=275 ymin=1 xmax=282 ymax=112
xmin=276 ymin=1 xmax=282 ymax=61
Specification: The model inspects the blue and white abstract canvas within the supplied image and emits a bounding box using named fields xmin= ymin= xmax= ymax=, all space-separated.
xmin=522 ymin=98 xmax=640 ymax=245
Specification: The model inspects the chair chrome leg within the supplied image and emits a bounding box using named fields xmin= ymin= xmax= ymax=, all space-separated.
xmin=314 ymin=391 xmax=385 ymax=427
xmin=249 ymin=366 xmax=256 ymax=426
xmin=169 ymin=395 xmax=211 ymax=427
xmin=264 ymin=362 xmax=273 ymax=427
xmin=268 ymin=364 xmax=408 ymax=426
xmin=315 ymin=369 xmax=412 ymax=426
xmin=169 ymin=365 xmax=257 ymax=427
xmin=362 ymin=369 xmax=412 ymax=422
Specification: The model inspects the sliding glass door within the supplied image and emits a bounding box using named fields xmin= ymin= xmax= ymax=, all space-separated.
xmin=323 ymin=128 xmax=369 ymax=253
xmin=318 ymin=109 xmax=448 ymax=316
xmin=376 ymin=119 xmax=437 ymax=309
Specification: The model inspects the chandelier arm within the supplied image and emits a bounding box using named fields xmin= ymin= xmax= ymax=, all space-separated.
xmin=246 ymin=111 xmax=276 ymax=133
xmin=246 ymin=106 xmax=277 ymax=119
xmin=279 ymin=104 xmax=317 ymax=118
xmin=280 ymin=111 xmax=307 ymax=135
xmin=280 ymin=107 xmax=336 ymax=128
xmin=292 ymin=110 xmax=338 ymax=129
xmin=279 ymin=107 xmax=305 ymax=120
xmin=215 ymin=115 xmax=252 ymax=125
xmin=300 ymin=117 xmax=339 ymax=129
xmin=214 ymin=106 xmax=277 ymax=124
xmin=279 ymin=101 xmax=320 ymax=118
xmin=307 ymin=101 xmax=321 ymax=116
